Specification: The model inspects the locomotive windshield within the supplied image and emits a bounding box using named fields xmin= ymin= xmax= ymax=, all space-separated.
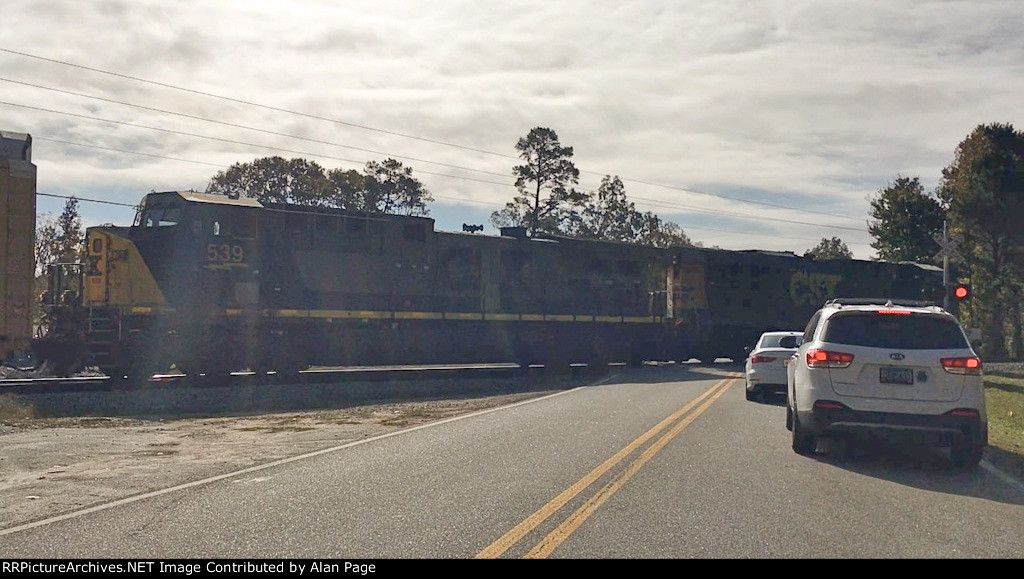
xmin=134 ymin=201 xmax=183 ymax=228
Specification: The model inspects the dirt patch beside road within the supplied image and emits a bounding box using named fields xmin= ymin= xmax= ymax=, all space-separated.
xmin=0 ymin=390 xmax=559 ymax=531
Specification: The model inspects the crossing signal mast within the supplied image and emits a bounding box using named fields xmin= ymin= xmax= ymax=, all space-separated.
xmin=934 ymin=220 xmax=965 ymax=311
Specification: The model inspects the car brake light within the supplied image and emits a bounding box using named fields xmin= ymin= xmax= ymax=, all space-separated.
xmin=940 ymin=356 xmax=982 ymax=375
xmin=876 ymin=309 xmax=912 ymax=315
xmin=750 ymin=355 xmax=777 ymax=364
xmin=948 ymin=408 xmax=980 ymax=418
xmin=806 ymin=348 xmax=854 ymax=368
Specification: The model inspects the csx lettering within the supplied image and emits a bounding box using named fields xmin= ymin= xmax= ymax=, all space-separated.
xmin=789 ymin=272 xmax=841 ymax=306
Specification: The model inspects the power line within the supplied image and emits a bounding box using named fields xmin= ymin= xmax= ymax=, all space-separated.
xmin=2 ymin=47 xmax=870 ymax=223
xmin=37 ymin=191 xmax=140 ymax=209
xmin=36 ymin=137 xmax=498 ymax=211
xmin=1 ymin=77 xmax=513 ymax=179
xmin=27 ymin=127 xmax=867 ymax=236
xmin=629 ymin=194 xmax=866 ymax=233
xmin=0 ymin=47 xmax=513 ymax=160
xmin=35 ymin=137 xmax=223 ymax=168
xmin=617 ymin=176 xmax=865 ymax=222
xmin=663 ymin=223 xmax=827 ymax=243
xmin=14 ymin=74 xmax=862 ymax=226
xmin=28 ymin=126 xmax=864 ymax=236
xmin=2 ymin=101 xmax=514 ymax=189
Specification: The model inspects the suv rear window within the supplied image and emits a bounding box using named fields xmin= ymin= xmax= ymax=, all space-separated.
xmin=821 ymin=312 xmax=969 ymax=350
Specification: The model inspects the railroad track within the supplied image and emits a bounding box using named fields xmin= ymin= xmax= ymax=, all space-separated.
xmin=0 ymin=362 xmax=613 ymax=395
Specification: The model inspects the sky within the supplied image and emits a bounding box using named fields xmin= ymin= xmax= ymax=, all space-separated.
xmin=3 ymin=0 xmax=1023 ymax=259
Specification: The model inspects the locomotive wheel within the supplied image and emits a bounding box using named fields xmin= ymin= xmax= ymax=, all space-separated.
xmin=586 ymin=354 xmax=610 ymax=374
xmin=100 ymin=366 xmax=125 ymax=380
xmin=583 ymin=336 xmax=611 ymax=373
xmin=275 ymin=353 xmax=309 ymax=378
xmin=512 ymin=342 xmax=536 ymax=368
xmin=118 ymin=337 xmax=166 ymax=382
xmin=126 ymin=364 xmax=160 ymax=382
xmin=248 ymin=364 xmax=270 ymax=377
xmin=174 ymin=356 xmax=234 ymax=378
xmin=540 ymin=353 xmax=572 ymax=375
xmin=113 ymin=357 xmax=164 ymax=383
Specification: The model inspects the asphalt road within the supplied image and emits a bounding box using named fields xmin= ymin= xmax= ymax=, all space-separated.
xmin=1 ymin=364 xmax=1022 ymax=558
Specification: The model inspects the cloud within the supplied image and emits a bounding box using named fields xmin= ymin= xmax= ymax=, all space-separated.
xmin=3 ymin=0 xmax=1024 ymax=258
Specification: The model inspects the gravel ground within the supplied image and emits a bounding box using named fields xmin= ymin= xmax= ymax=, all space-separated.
xmin=0 ymin=389 xmax=563 ymax=531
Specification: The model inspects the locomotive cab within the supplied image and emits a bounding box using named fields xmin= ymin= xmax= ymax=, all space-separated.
xmin=82 ymin=191 xmax=263 ymax=378
xmin=84 ymin=191 xmax=262 ymax=308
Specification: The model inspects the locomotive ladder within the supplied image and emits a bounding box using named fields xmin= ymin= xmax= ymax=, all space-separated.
xmin=84 ymin=308 xmax=118 ymax=369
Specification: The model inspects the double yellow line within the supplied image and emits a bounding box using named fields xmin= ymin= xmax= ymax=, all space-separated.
xmin=475 ymin=376 xmax=737 ymax=559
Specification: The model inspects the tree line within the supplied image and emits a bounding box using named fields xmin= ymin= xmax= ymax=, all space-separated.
xmin=485 ymin=127 xmax=696 ymax=247
xmin=207 ymin=157 xmax=434 ymax=216
xmin=204 ymin=127 xmax=699 ymax=248
xmin=868 ymin=123 xmax=1024 ymax=360
xmin=203 ymin=127 xmax=852 ymax=255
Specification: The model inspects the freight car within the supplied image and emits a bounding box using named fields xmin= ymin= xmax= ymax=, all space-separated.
xmin=0 ymin=131 xmax=36 ymax=367
xmin=65 ymin=190 xmax=944 ymax=379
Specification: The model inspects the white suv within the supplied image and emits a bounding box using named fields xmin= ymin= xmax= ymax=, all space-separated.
xmin=785 ymin=298 xmax=987 ymax=468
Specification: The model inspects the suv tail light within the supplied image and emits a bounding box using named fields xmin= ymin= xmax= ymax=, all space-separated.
xmin=947 ymin=408 xmax=980 ymax=418
xmin=806 ymin=349 xmax=855 ymax=368
xmin=940 ymin=356 xmax=982 ymax=375
xmin=750 ymin=355 xmax=776 ymax=364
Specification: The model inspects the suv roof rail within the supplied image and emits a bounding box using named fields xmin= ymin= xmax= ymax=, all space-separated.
xmin=825 ymin=297 xmax=942 ymax=308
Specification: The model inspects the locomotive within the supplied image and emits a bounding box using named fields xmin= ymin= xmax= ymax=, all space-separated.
xmin=60 ymin=189 xmax=944 ymax=379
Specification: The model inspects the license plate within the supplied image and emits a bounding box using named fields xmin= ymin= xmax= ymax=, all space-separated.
xmin=880 ymin=366 xmax=914 ymax=385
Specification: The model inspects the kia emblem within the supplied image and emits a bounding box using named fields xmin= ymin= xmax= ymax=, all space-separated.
xmin=890 ymin=353 xmax=905 ymax=360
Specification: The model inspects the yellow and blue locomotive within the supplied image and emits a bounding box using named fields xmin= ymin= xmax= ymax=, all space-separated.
xmin=76 ymin=190 xmax=945 ymax=379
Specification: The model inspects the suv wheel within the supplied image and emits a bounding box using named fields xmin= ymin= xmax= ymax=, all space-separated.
xmin=949 ymin=444 xmax=984 ymax=469
xmin=791 ymin=412 xmax=816 ymax=455
xmin=785 ymin=404 xmax=793 ymax=431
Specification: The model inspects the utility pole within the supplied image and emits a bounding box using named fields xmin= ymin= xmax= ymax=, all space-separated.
xmin=942 ymin=221 xmax=949 ymax=311
xmin=934 ymin=220 xmax=964 ymax=311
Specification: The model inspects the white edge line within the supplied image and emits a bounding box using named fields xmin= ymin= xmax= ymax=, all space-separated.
xmin=980 ymin=459 xmax=1024 ymax=492
xmin=0 ymin=386 xmax=588 ymax=536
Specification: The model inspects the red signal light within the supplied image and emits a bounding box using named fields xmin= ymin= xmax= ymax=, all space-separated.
xmin=949 ymin=283 xmax=971 ymax=301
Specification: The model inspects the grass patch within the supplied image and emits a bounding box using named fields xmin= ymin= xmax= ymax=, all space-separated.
xmin=985 ymin=374 xmax=1024 ymax=393
xmin=0 ymin=393 xmax=35 ymax=420
xmin=985 ymin=376 xmax=1024 ymax=463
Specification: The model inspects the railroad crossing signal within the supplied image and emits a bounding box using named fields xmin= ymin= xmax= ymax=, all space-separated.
xmin=934 ymin=231 xmax=964 ymax=262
